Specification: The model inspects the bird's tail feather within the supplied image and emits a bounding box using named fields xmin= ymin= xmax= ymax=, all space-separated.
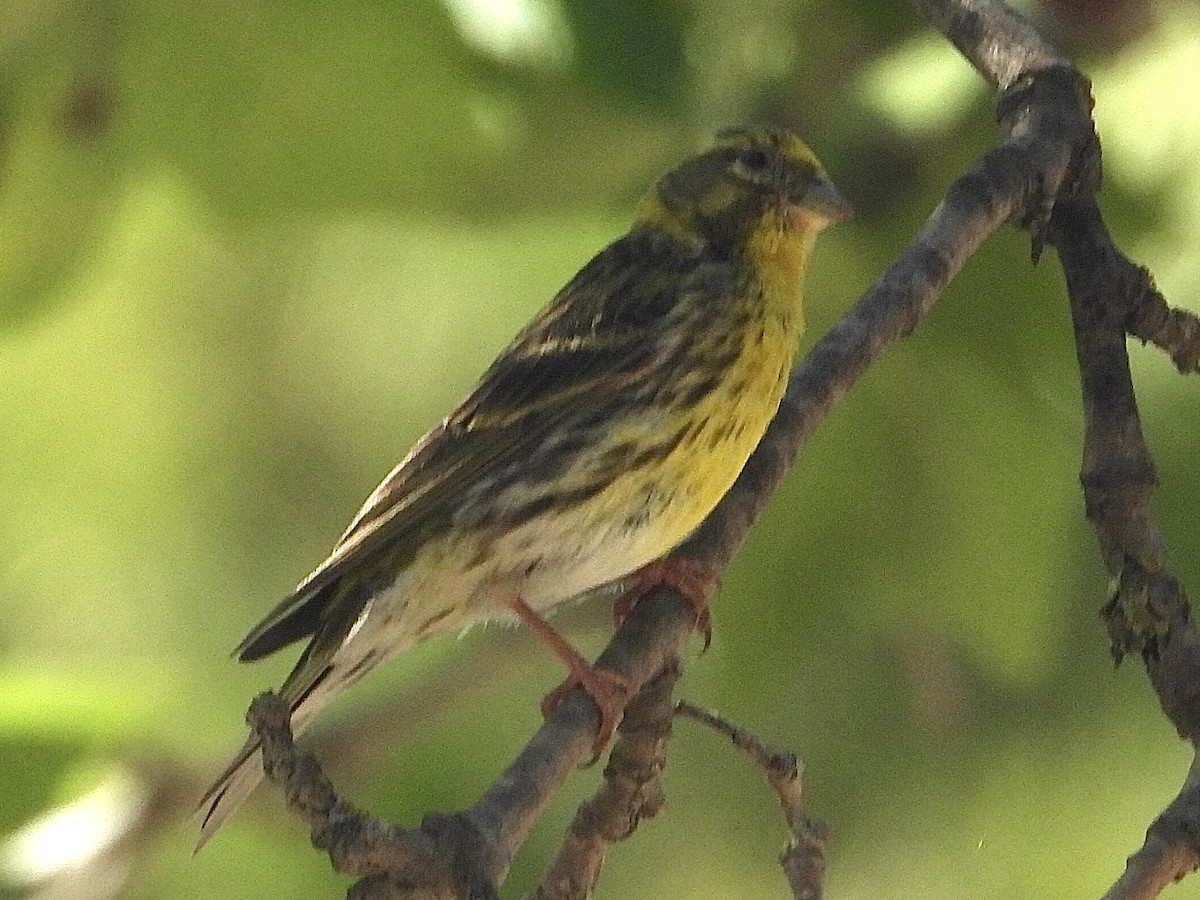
xmin=194 ymin=734 xmax=266 ymax=851
xmin=194 ymin=665 xmax=338 ymax=851
xmin=195 ymin=628 xmax=417 ymax=849
xmin=196 ymin=579 xmax=424 ymax=850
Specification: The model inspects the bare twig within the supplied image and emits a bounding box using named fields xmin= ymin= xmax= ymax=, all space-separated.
xmin=908 ymin=0 xmax=1063 ymax=89
xmin=1126 ymin=277 xmax=1200 ymax=375
xmin=251 ymin=692 xmax=474 ymax=900
xmin=676 ymin=701 xmax=826 ymax=900
xmin=1048 ymin=195 xmax=1200 ymax=896
xmin=907 ymin=4 xmax=1200 ymax=899
xmin=529 ymin=663 xmax=679 ymax=900
xmin=1102 ymin=770 xmax=1200 ymax=900
xmin=1102 ymin=833 xmax=1199 ymax=900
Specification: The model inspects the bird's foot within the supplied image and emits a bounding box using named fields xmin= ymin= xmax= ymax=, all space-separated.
xmin=613 ymin=557 xmax=718 ymax=648
xmin=508 ymin=595 xmax=637 ymax=756
xmin=540 ymin=662 xmax=637 ymax=757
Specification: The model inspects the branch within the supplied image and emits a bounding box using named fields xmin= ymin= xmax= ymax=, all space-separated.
xmin=1126 ymin=276 xmax=1200 ymax=375
xmin=1101 ymin=776 xmax=1200 ymax=900
xmin=676 ymin=702 xmax=826 ymax=900
xmin=908 ymin=0 xmax=1062 ymax=89
xmin=908 ymin=4 xmax=1200 ymax=898
xmin=250 ymin=592 xmax=695 ymax=898
xmin=1048 ymin=193 xmax=1200 ymax=897
xmin=528 ymin=663 xmax=679 ymax=900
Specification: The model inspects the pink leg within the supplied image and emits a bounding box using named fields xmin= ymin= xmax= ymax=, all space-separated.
xmin=613 ymin=557 xmax=719 ymax=648
xmin=508 ymin=595 xmax=636 ymax=753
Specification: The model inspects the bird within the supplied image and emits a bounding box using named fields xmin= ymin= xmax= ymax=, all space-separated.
xmin=196 ymin=125 xmax=850 ymax=848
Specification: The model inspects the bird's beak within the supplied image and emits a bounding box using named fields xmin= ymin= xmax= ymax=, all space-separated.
xmin=797 ymin=176 xmax=853 ymax=229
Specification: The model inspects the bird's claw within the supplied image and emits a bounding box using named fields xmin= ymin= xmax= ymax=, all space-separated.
xmin=614 ymin=557 xmax=717 ymax=648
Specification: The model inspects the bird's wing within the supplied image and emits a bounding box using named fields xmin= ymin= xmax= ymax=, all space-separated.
xmin=235 ymin=228 xmax=699 ymax=661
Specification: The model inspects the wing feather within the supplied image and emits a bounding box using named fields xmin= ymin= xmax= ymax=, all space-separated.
xmin=234 ymin=227 xmax=695 ymax=660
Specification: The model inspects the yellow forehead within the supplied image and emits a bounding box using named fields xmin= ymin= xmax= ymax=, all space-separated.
xmin=711 ymin=126 xmax=824 ymax=173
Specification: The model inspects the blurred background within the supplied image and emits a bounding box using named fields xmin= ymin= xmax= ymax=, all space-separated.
xmin=2 ymin=0 xmax=1199 ymax=897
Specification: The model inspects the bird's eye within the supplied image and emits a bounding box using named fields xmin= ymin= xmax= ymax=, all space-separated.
xmin=739 ymin=148 xmax=769 ymax=170
xmin=733 ymin=146 xmax=772 ymax=182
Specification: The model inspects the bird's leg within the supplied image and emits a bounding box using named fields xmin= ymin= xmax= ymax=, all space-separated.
xmin=507 ymin=595 xmax=636 ymax=753
xmin=612 ymin=557 xmax=719 ymax=648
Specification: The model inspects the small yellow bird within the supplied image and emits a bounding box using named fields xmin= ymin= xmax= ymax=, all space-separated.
xmin=197 ymin=125 xmax=849 ymax=847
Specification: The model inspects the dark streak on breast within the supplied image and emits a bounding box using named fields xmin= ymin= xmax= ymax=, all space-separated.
xmin=416 ymin=607 xmax=456 ymax=637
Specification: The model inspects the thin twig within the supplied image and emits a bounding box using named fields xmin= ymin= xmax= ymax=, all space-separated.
xmin=676 ymin=702 xmax=826 ymax=900
xmin=1126 ymin=276 xmax=1200 ymax=375
xmin=529 ymin=663 xmax=679 ymax=900
xmin=906 ymin=4 xmax=1200 ymax=898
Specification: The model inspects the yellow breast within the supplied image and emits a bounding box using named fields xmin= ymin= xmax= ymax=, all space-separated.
xmin=499 ymin=209 xmax=813 ymax=609
xmin=628 ymin=215 xmax=809 ymax=563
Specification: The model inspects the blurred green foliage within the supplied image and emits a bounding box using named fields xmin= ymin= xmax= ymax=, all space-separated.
xmin=1 ymin=0 xmax=1199 ymax=897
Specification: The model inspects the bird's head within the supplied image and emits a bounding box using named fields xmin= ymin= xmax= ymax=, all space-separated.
xmin=637 ymin=126 xmax=851 ymax=257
